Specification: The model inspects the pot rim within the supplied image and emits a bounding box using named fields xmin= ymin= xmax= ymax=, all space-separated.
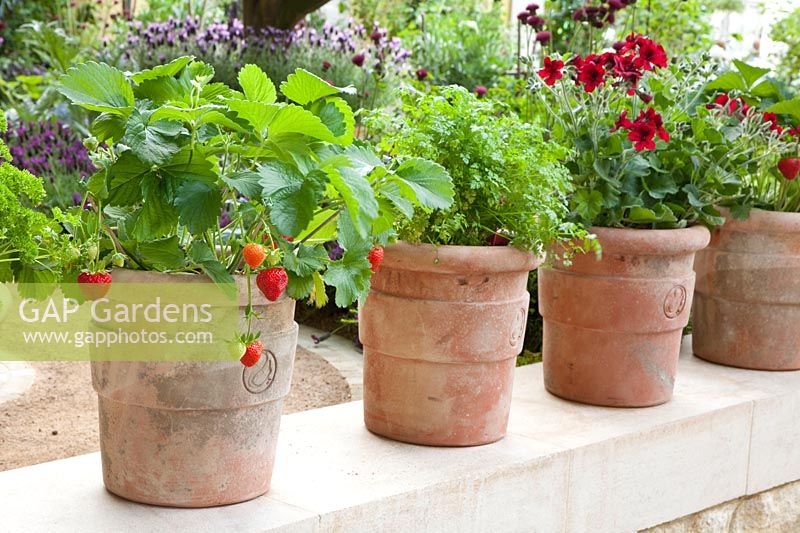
xmin=109 ymin=268 xmax=284 ymax=306
xmin=717 ymin=207 xmax=800 ymax=234
xmin=588 ymin=225 xmax=710 ymax=256
xmin=383 ymin=241 xmax=542 ymax=274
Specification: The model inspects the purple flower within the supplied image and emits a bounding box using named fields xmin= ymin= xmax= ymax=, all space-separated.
xmin=72 ymin=192 xmax=83 ymax=206
xmin=325 ymin=241 xmax=344 ymax=261
xmin=474 ymin=85 xmax=488 ymax=97
xmin=535 ymin=31 xmax=551 ymax=43
xmin=415 ymin=68 xmax=428 ymax=81
xmin=351 ymin=53 xmax=366 ymax=67
xmin=219 ymin=210 xmax=231 ymax=228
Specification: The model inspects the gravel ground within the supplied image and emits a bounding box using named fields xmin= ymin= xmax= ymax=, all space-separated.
xmin=0 ymin=346 xmax=351 ymax=472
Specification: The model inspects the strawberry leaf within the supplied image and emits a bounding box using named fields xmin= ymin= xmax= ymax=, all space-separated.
xmin=390 ymin=158 xmax=454 ymax=210
xmin=59 ymin=62 xmax=134 ymax=116
xmin=280 ymin=68 xmax=354 ymax=106
xmin=121 ymin=108 xmax=183 ymax=166
xmin=238 ymin=64 xmax=277 ymax=104
xmin=323 ymin=250 xmax=372 ymax=307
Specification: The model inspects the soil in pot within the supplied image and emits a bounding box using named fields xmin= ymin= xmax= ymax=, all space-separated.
xmin=538 ymin=226 xmax=710 ymax=407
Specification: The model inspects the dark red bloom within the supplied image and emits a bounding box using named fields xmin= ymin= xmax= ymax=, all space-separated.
xmin=538 ymin=57 xmax=564 ymax=86
xmin=517 ymin=11 xmax=530 ymax=22
xmin=612 ymin=40 xmax=625 ymax=51
xmin=321 ymin=60 xmax=331 ymax=71
xmin=536 ymin=31 xmax=552 ymax=43
xmin=370 ymin=30 xmax=382 ymax=42
xmin=637 ymin=90 xmax=653 ymax=103
xmin=636 ymin=38 xmax=668 ymax=70
xmin=610 ymin=110 xmax=634 ymax=132
xmin=415 ymin=68 xmax=428 ymax=81
xmin=643 ymin=108 xmax=669 ymax=141
xmin=608 ymin=0 xmax=624 ymax=9
xmin=572 ymin=8 xmax=586 ymax=21
xmin=527 ymin=3 xmax=540 ymax=12
xmin=764 ymin=112 xmax=784 ymax=134
xmin=788 ymin=126 xmax=800 ymax=138
xmin=527 ymin=15 xmax=544 ymax=28
xmin=351 ymin=53 xmax=365 ymax=67
xmin=474 ymin=85 xmax=488 ymax=97
xmin=628 ymin=122 xmax=657 ymax=151
xmin=577 ymin=61 xmax=606 ymax=92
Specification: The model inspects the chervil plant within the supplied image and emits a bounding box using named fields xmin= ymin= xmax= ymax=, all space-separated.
xmin=58 ymin=57 xmax=452 ymax=362
xmin=365 ymin=85 xmax=592 ymax=257
xmin=701 ymin=61 xmax=800 ymax=215
xmin=534 ymin=35 xmax=754 ymax=229
xmin=0 ymin=109 xmax=62 ymax=285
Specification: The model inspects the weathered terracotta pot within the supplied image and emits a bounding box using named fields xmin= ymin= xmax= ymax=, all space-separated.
xmin=360 ymin=242 xmax=540 ymax=446
xmin=694 ymin=209 xmax=800 ymax=370
xmin=91 ymin=269 xmax=297 ymax=507
xmin=539 ymin=226 xmax=710 ymax=407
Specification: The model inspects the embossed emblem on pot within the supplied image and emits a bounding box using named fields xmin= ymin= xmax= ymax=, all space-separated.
xmin=663 ymin=285 xmax=687 ymax=319
xmin=243 ymin=349 xmax=278 ymax=394
xmin=509 ymin=308 xmax=527 ymax=346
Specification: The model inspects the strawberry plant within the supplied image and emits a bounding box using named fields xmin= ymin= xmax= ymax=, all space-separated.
xmin=57 ymin=57 xmax=453 ymax=359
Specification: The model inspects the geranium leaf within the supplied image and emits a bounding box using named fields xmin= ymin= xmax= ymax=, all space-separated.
xmin=238 ymin=64 xmax=277 ymax=104
xmin=733 ymin=60 xmax=769 ymax=90
xmin=59 ymin=62 xmax=134 ymax=115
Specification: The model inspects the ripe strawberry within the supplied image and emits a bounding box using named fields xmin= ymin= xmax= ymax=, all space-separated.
xmin=242 ymin=243 xmax=266 ymax=269
xmin=778 ymin=158 xmax=800 ymax=181
xmin=240 ymin=340 xmax=263 ymax=367
xmin=367 ymin=245 xmax=384 ymax=272
xmin=256 ymin=267 xmax=288 ymax=301
xmin=77 ymin=271 xmax=112 ymax=300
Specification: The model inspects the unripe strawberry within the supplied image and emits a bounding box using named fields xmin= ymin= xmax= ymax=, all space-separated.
xmin=367 ymin=245 xmax=384 ymax=272
xmin=240 ymin=340 xmax=263 ymax=367
xmin=228 ymin=340 xmax=246 ymax=360
xmin=111 ymin=253 xmax=125 ymax=268
xmin=243 ymin=243 xmax=266 ymax=269
xmin=256 ymin=268 xmax=288 ymax=301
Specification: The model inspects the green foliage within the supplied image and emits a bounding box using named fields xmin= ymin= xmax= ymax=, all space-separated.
xmin=0 ymin=109 xmax=60 ymax=282
xmin=771 ymin=7 xmax=800 ymax=90
xmin=403 ymin=1 xmax=513 ymax=88
xmin=704 ymin=61 xmax=800 ymax=213
xmin=367 ymin=86 xmax=588 ymax=255
xmin=58 ymin=58 xmax=453 ymax=306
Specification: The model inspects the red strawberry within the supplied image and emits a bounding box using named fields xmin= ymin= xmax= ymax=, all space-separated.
xmin=256 ymin=268 xmax=288 ymax=301
xmin=778 ymin=158 xmax=800 ymax=181
xmin=240 ymin=340 xmax=263 ymax=367
xmin=242 ymin=243 xmax=266 ymax=269
xmin=77 ymin=271 xmax=112 ymax=300
xmin=367 ymin=245 xmax=384 ymax=272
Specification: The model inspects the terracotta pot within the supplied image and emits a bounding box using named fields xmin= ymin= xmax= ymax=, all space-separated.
xmin=694 ymin=209 xmax=800 ymax=370
xmin=539 ymin=226 xmax=710 ymax=407
xmin=91 ymin=269 xmax=297 ymax=507
xmin=360 ymin=242 xmax=540 ymax=446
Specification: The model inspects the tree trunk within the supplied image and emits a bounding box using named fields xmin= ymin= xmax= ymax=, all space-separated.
xmin=241 ymin=0 xmax=333 ymax=29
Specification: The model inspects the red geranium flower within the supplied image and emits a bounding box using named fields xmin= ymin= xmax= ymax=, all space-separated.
xmin=764 ymin=112 xmax=784 ymax=134
xmin=578 ymin=61 xmax=606 ymax=92
xmin=642 ymin=108 xmax=669 ymax=141
xmin=628 ymin=122 xmax=657 ymax=151
xmin=610 ymin=110 xmax=633 ymax=132
xmin=538 ymin=57 xmax=564 ymax=86
xmin=635 ymin=38 xmax=668 ymax=70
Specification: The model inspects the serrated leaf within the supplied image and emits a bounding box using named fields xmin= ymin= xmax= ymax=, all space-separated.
xmin=59 ymin=62 xmax=134 ymax=115
xmin=107 ymin=152 xmax=151 ymax=205
xmin=390 ymin=158 xmax=454 ymax=210
xmin=134 ymin=76 xmax=184 ymax=104
xmin=258 ymin=161 xmax=324 ymax=236
xmin=223 ymin=171 xmax=262 ymax=198
xmin=86 ymin=170 xmax=108 ymax=200
xmin=286 ymin=271 xmax=315 ymax=299
xmin=150 ymin=103 xmax=225 ymax=124
xmin=280 ymin=68 xmax=354 ymax=105
xmin=226 ymin=99 xmax=281 ymax=136
xmin=174 ymin=180 xmax=222 ymax=233
xmin=121 ymin=108 xmax=183 ymax=166
xmin=328 ymin=166 xmax=379 ymax=237
xmin=310 ymin=271 xmax=328 ymax=308
xmin=189 ymin=242 xmax=235 ymax=295
xmin=336 ymin=210 xmax=371 ymax=255
xmin=136 ymin=235 xmax=186 ymax=271
xmin=238 ymin=64 xmax=277 ymax=104
xmin=267 ymin=104 xmax=338 ymax=142
xmin=91 ymin=112 xmax=127 ymax=142
xmin=283 ymin=243 xmax=328 ymax=277
xmin=133 ymin=177 xmax=179 ymax=240
xmin=130 ymin=56 xmax=193 ymax=84
xmin=315 ymin=97 xmax=355 ymax=144
xmin=160 ymin=147 xmax=218 ymax=186
xmin=323 ymin=250 xmax=372 ymax=307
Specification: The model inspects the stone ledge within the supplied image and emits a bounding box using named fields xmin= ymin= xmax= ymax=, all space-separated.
xmin=1 ymin=337 xmax=799 ymax=532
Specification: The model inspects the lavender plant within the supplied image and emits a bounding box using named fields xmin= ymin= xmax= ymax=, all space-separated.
xmin=114 ymin=17 xmax=411 ymax=111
